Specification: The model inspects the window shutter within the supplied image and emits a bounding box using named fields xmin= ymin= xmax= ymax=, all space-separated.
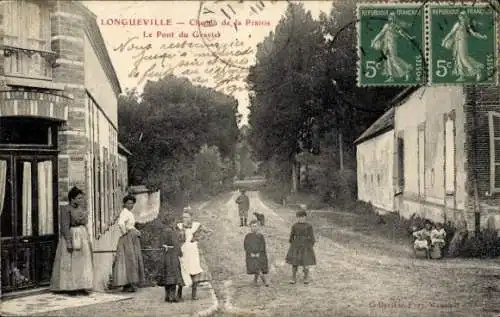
xmin=488 ymin=111 xmax=500 ymax=192
xmin=417 ymin=127 xmax=425 ymax=197
xmin=397 ymin=137 xmax=405 ymax=190
xmin=445 ymin=116 xmax=455 ymax=193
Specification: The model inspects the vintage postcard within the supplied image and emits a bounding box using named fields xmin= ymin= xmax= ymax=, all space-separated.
xmin=0 ymin=1 xmax=500 ymax=317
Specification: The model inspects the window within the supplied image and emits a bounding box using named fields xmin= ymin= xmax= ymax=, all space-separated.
xmin=0 ymin=117 xmax=57 ymax=146
xmin=397 ymin=136 xmax=405 ymax=191
xmin=418 ymin=126 xmax=425 ymax=197
xmin=100 ymin=157 xmax=106 ymax=234
xmin=444 ymin=115 xmax=455 ymax=194
xmin=488 ymin=111 xmax=500 ymax=193
xmin=87 ymin=92 xmax=123 ymax=237
xmin=3 ymin=0 xmax=53 ymax=78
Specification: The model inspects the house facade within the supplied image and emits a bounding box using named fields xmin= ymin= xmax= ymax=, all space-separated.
xmin=357 ymin=84 xmax=500 ymax=233
xmin=0 ymin=0 xmax=129 ymax=298
xmin=355 ymin=108 xmax=395 ymax=213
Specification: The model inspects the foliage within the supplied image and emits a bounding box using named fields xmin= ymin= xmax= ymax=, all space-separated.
xmin=236 ymin=125 xmax=259 ymax=179
xmin=118 ymin=76 xmax=239 ymax=210
xmin=247 ymin=1 xmax=406 ymax=202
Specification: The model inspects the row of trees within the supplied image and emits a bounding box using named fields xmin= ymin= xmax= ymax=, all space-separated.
xmin=118 ymin=76 xmax=240 ymax=211
xmin=247 ymin=1 xmax=403 ymax=202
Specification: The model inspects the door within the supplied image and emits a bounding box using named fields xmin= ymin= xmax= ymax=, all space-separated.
xmin=0 ymin=154 xmax=58 ymax=293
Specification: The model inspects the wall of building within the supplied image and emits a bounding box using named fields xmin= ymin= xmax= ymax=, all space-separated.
xmin=84 ymin=34 xmax=118 ymax=127
xmin=52 ymin=0 xmax=124 ymax=292
xmin=356 ymin=130 xmax=394 ymax=213
xmin=394 ymin=86 xmax=466 ymax=224
xmin=463 ymin=86 xmax=500 ymax=231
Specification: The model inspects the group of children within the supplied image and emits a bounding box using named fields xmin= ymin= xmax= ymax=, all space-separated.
xmin=412 ymin=220 xmax=447 ymax=258
xmin=243 ymin=208 xmax=316 ymax=286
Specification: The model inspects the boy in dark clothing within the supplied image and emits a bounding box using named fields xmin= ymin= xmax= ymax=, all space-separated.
xmin=244 ymin=220 xmax=269 ymax=286
xmin=236 ymin=189 xmax=250 ymax=227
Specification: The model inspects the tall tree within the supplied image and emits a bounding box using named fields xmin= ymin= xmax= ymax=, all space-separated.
xmin=247 ymin=0 xmax=407 ymax=195
xmin=248 ymin=3 xmax=324 ymax=163
xmin=118 ymin=75 xmax=240 ymax=207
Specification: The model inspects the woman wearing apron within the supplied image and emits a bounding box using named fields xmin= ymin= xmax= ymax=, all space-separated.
xmin=177 ymin=207 xmax=210 ymax=300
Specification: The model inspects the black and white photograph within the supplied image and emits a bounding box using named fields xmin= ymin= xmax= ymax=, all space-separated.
xmin=0 ymin=0 xmax=500 ymax=316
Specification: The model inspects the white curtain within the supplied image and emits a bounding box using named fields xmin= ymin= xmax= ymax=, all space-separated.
xmin=22 ymin=162 xmax=32 ymax=236
xmin=38 ymin=161 xmax=53 ymax=235
xmin=0 ymin=160 xmax=7 ymax=216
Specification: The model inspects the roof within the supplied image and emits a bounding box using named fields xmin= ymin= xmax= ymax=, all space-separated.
xmin=118 ymin=142 xmax=132 ymax=156
xmin=354 ymin=87 xmax=419 ymax=145
xmin=354 ymin=107 xmax=395 ymax=145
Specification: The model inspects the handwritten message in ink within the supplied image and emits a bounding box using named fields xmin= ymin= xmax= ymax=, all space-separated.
xmin=102 ymin=1 xmax=280 ymax=96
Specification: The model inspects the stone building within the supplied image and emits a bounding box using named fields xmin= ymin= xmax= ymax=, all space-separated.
xmin=0 ymin=0 xmax=130 ymax=298
xmin=356 ymin=85 xmax=500 ymax=233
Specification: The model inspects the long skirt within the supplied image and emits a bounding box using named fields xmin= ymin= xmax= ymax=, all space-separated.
xmin=286 ymin=244 xmax=316 ymax=266
xmin=156 ymin=250 xmax=184 ymax=287
xmin=50 ymin=226 xmax=94 ymax=291
xmin=112 ymin=231 xmax=145 ymax=287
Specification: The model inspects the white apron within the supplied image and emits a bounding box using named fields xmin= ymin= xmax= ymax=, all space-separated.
xmin=178 ymin=222 xmax=203 ymax=287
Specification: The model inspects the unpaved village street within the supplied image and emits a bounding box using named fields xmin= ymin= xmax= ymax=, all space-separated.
xmin=199 ymin=191 xmax=500 ymax=317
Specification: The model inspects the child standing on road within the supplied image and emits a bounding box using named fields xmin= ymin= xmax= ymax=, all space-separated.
xmin=244 ymin=220 xmax=269 ymax=286
xmin=236 ymin=189 xmax=250 ymax=227
xmin=286 ymin=207 xmax=316 ymax=284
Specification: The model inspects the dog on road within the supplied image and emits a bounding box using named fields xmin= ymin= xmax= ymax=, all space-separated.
xmin=254 ymin=212 xmax=265 ymax=226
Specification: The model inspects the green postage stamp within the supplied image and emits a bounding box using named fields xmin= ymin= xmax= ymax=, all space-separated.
xmin=429 ymin=3 xmax=497 ymax=85
xmin=357 ymin=3 xmax=425 ymax=86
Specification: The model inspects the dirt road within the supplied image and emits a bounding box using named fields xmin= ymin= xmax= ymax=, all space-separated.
xmin=198 ymin=191 xmax=500 ymax=317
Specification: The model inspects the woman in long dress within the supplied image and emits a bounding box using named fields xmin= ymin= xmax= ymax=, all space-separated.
xmin=177 ymin=207 xmax=210 ymax=300
xmin=112 ymin=195 xmax=145 ymax=292
xmin=441 ymin=10 xmax=487 ymax=82
xmin=50 ymin=187 xmax=93 ymax=295
xmin=370 ymin=12 xmax=416 ymax=82
xmin=156 ymin=214 xmax=185 ymax=302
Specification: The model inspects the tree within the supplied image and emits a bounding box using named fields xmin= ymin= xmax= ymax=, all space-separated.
xmin=248 ymin=2 xmax=324 ymax=169
xmin=118 ymin=75 xmax=240 ymax=209
xmin=247 ymin=1 xmax=407 ymax=199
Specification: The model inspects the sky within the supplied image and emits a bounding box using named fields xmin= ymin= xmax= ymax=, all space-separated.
xmin=82 ymin=1 xmax=334 ymax=125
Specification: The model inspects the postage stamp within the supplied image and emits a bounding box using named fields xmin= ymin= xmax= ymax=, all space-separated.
xmin=357 ymin=3 xmax=425 ymax=87
xmin=428 ymin=3 xmax=497 ymax=85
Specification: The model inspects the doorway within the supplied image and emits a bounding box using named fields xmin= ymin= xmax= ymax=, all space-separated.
xmin=0 ymin=154 xmax=58 ymax=293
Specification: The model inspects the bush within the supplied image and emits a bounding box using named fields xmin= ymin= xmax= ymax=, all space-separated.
xmin=135 ymin=209 xmax=182 ymax=286
xmin=459 ymin=229 xmax=500 ymax=258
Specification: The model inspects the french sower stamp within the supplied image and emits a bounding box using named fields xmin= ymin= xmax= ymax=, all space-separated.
xmin=357 ymin=3 xmax=425 ymax=87
xmin=429 ymin=3 xmax=497 ymax=85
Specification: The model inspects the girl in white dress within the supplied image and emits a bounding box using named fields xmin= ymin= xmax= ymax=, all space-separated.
xmin=177 ymin=207 xmax=210 ymax=300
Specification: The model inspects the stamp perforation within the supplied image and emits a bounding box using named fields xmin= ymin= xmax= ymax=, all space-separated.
xmin=427 ymin=1 xmax=498 ymax=86
xmin=356 ymin=2 xmax=426 ymax=87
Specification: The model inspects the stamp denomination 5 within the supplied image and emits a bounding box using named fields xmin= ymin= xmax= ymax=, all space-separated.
xmin=357 ymin=3 xmax=426 ymax=87
xmin=428 ymin=3 xmax=497 ymax=85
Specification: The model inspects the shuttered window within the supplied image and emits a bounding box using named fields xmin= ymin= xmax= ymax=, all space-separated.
xmin=444 ymin=115 xmax=455 ymax=194
xmin=488 ymin=111 xmax=500 ymax=192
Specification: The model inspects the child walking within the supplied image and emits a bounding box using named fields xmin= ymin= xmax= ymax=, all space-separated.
xmin=244 ymin=220 xmax=269 ymax=286
xmin=286 ymin=208 xmax=316 ymax=284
